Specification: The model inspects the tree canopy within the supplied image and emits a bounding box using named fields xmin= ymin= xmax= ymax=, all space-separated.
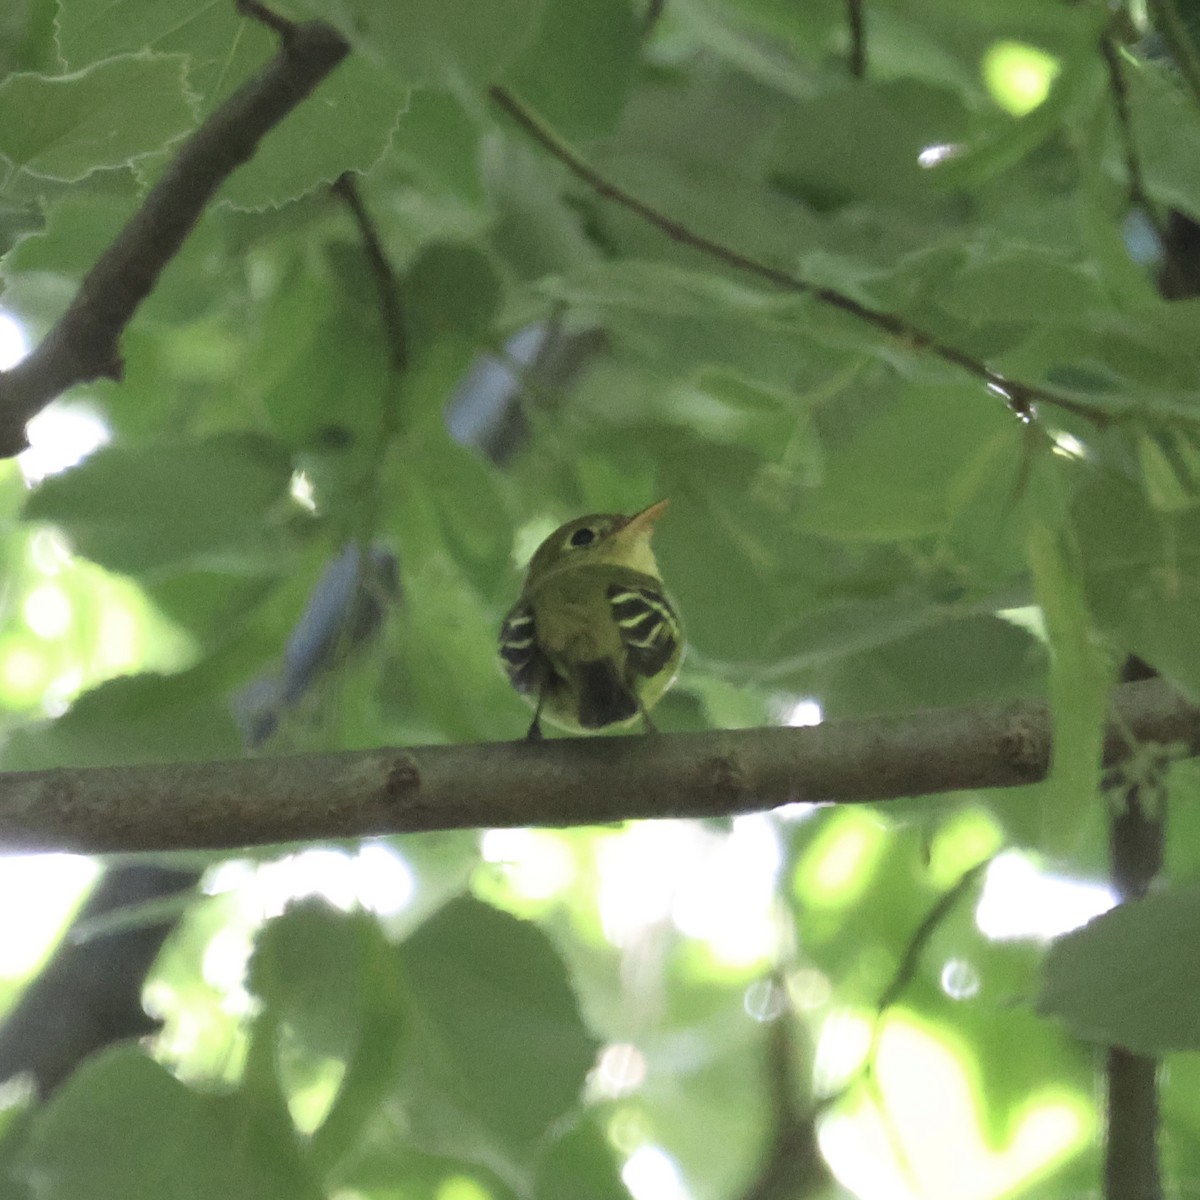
xmin=0 ymin=1 xmax=1199 ymax=1198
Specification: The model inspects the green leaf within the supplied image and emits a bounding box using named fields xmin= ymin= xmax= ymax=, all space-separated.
xmin=1 ymin=191 xmax=131 ymax=276
xmin=771 ymin=80 xmax=970 ymax=206
xmin=503 ymin=0 xmax=639 ymax=141
xmin=24 ymin=434 xmax=294 ymax=574
xmin=237 ymin=1016 xmax=325 ymax=1200
xmin=254 ymin=268 xmax=388 ymax=451
xmin=1073 ymin=473 xmax=1200 ymax=701
xmin=925 ymin=8 xmax=1107 ymax=191
xmin=1137 ymin=430 xmax=1199 ymax=513
xmin=1026 ymin=520 xmax=1114 ymax=851
xmin=403 ymin=241 xmax=502 ymax=352
xmin=217 ymin=57 xmax=408 ymax=210
xmin=1040 ymin=882 xmax=1200 ymax=1053
xmin=0 ymin=671 xmax=242 ymax=768
xmin=796 ymin=383 xmax=1019 ymax=542
xmin=250 ymin=901 xmax=388 ymax=1058
xmin=55 ymin=1 xmax=404 ymax=207
xmin=934 ymin=252 xmax=1106 ymax=325
xmin=19 ymin=1047 xmax=320 ymax=1200
xmin=398 ymin=897 xmax=597 ymax=1154
xmin=0 ymin=56 xmax=194 ymax=182
xmin=1127 ymin=58 xmax=1200 ymax=224
xmin=56 ymin=0 xmax=257 ymax=94
xmin=995 ymin=304 xmax=1200 ymax=419
xmin=654 ymin=440 xmax=787 ymax=663
xmin=289 ymin=0 xmax=547 ymax=90
xmin=391 ymin=87 xmax=485 ymax=202
xmin=248 ymin=902 xmax=411 ymax=1177
xmin=815 ymin=612 xmax=1047 ymax=715
xmin=535 ymin=1118 xmax=630 ymax=1200
xmin=387 ymin=520 xmax=519 ymax=742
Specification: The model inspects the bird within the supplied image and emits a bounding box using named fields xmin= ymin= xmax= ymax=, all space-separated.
xmin=499 ymin=500 xmax=682 ymax=739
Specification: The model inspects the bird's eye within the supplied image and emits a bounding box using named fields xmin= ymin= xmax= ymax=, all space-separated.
xmin=569 ymin=527 xmax=597 ymax=549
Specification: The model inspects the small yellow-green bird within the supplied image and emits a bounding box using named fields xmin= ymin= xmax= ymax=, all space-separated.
xmin=499 ymin=500 xmax=682 ymax=739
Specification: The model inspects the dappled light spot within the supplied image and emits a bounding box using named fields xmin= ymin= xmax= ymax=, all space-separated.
xmin=983 ymin=41 xmax=1060 ymax=117
xmin=479 ymin=827 xmax=577 ymax=904
xmin=781 ymin=696 xmax=823 ymax=727
xmin=743 ymin=977 xmax=788 ymax=1022
xmin=0 ymin=854 xmax=98 ymax=977
xmin=594 ymin=817 xmax=783 ymax=973
xmin=940 ymin=957 xmax=981 ymax=1000
xmin=594 ymin=1042 xmax=647 ymax=1098
xmin=918 ymin=143 xmax=964 ymax=168
xmin=0 ymin=638 xmax=51 ymax=705
xmin=820 ymin=1013 xmax=1093 ymax=1199
xmin=23 ymin=583 xmax=73 ymax=639
xmin=207 ymin=845 xmax=417 ymax=922
xmin=622 ymin=1145 xmax=692 ymax=1200
xmin=793 ymin=809 xmax=888 ymax=910
xmin=814 ymin=1008 xmax=873 ymax=1093
xmin=288 ymin=469 xmax=318 ymax=512
xmin=976 ymin=852 xmax=1115 ymax=940
xmin=0 ymin=310 xmax=28 ymax=369
xmin=19 ymin=403 xmax=110 ymax=486
xmin=435 ymin=1177 xmax=493 ymax=1200
xmin=786 ymin=967 xmax=833 ymax=1013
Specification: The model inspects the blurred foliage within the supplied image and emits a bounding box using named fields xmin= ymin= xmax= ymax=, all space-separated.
xmin=0 ymin=0 xmax=1197 ymax=1197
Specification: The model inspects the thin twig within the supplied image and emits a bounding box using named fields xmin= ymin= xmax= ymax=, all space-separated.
xmin=846 ymin=0 xmax=866 ymax=79
xmin=488 ymin=86 xmax=1112 ymax=428
xmin=0 ymin=2 xmax=350 ymax=457
xmin=823 ymin=854 xmax=993 ymax=1143
xmin=1101 ymin=33 xmax=1166 ymax=242
xmin=873 ymin=857 xmax=993 ymax=1014
xmin=332 ymin=173 xmax=408 ymax=371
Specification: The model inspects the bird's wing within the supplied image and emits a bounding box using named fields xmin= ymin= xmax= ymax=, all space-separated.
xmin=498 ymin=601 xmax=544 ymax=694
xmin=605 ymin=582 xmax=680 ymax=677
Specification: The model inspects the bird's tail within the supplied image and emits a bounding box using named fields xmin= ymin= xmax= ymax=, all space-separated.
xmin=574 ymin=659 xmax=639 ymax=728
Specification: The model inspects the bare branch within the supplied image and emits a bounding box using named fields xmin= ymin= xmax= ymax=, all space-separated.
xmin=0 ymin=6 xmax=351 ymax=457
xmin=0 ymin=678 xmax=1193 ymax=854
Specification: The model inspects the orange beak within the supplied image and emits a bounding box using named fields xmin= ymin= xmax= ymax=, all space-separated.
xmin=619 ymin=498 xmax=670 ymax=539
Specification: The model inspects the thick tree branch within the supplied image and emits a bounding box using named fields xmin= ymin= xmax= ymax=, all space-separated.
xmin=1102 ymin=657 xmax=1167 ymax=1200
xmin=0 ymin=4 xmax=350 ymax=457
xmin=0 ymin=864 xmax=197 ymax=1094
xmin=488 ymin=86 xmax=1115 ymax=428
xmin=0 ymin=678 xmax=1193 ymax=854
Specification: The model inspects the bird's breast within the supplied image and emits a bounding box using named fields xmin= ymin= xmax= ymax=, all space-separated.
xmin=530 ymin=572 xmax=619 ymax=661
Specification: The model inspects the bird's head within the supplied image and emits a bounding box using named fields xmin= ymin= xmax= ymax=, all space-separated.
xmin=524 ymin=499 xmax=670 ymax=585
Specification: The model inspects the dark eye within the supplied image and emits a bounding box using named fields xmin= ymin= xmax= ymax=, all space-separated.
xmin=569 ymin=527 xmax=597 ymax=548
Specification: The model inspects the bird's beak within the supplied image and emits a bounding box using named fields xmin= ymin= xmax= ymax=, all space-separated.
xmin=622 ymin=498 xmax=670 ymax=537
